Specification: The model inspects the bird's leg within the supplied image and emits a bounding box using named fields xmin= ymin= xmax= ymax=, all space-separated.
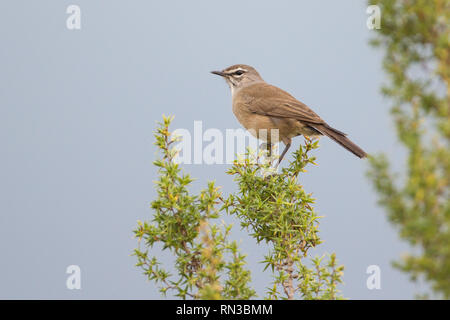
xmin=276 ymin=138 xmax=292 ymax=168
xmin=259 ymin=142 xmax=273 ymax=157
xmin=266 ymin=142 xmax=272 ymax=158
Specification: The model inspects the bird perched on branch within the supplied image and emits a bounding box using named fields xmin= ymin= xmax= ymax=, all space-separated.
xmin=211 ymin=64 xmax=367 ymax=165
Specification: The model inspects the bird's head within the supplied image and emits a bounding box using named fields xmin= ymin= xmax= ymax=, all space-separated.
xmin=211 ymin=64 xmax=263 ymax=92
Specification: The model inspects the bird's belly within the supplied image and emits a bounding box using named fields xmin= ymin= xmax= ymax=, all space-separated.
xmin=233 ymin=107 xmax=322 ymax=143
xmin=233 ymin=109 xmax=307 ymax=142
xmin=232 ymin=109 xmax=276 ymax=141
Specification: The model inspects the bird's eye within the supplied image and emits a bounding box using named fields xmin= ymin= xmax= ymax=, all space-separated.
xmin=234 ymin=70 xmax=245 ymax=76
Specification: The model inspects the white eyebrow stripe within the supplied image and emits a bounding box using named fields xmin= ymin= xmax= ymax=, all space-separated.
xmin=226 ymin=67 xmax=248 ymax=74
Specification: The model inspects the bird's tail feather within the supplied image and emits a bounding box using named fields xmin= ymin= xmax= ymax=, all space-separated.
xmin=312 ymin=124 xmax=367 ymax=158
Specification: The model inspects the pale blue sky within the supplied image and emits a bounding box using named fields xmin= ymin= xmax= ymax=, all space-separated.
xmin=0 ymin=0 xmax=423 ymax=299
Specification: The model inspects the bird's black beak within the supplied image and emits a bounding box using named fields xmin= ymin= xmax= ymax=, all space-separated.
xmin=211 ymin=70 xmax=227 ymax=77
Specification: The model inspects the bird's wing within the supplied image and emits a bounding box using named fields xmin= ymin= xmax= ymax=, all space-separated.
xmin=239 ymin=83 xmax=325 ymax=125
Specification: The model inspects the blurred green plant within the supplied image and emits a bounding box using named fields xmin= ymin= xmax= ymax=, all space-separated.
xmin=367 ymin=0 xmax=450 ymax=298
xmin=133 ymin=116 xmax=344 ymax=300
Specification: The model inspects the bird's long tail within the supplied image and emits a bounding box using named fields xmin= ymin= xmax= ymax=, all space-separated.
xmin=311 ymin=124 xmax=367 ymax=158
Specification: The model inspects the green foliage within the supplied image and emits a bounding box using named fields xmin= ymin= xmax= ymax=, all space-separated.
xmin=223 ymin=139 xmax=344 ymax=299
xmin=134 ymin=116 xmax=344 ymax=299
xmin=367 ymin=0 xmax=450 ymax=298
xmin=133 ymin=116 xmax=255 ymax=300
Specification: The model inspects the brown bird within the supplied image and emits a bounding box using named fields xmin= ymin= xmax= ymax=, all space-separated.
xmin=211 ymin=64 xmax=367 ymax=165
